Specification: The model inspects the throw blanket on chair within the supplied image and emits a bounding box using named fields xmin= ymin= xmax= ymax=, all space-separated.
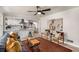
xmin=6 ymin=38 xmax=22 ymax=52
xmin=6 ymin=32 xmax=22 ymax=52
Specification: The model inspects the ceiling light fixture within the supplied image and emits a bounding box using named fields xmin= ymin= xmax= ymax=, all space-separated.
xmin=37 ymin=11 xmax=41 ymax=14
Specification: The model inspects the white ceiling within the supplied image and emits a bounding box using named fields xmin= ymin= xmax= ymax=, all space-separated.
xmin=0 ymin=6 xmax=78 ymax=20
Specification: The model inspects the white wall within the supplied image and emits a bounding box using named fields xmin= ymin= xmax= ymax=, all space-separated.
xmin=39 ymin=7 xmax=79 ymax=47
xmin=0 ymin=13 xmax=3 ymax=38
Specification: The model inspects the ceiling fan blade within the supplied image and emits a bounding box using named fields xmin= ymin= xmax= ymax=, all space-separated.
xmin=42 ymin=12 xmax=45 ymax=15
xmin=28 ymin=11 xmax=36 ymax=12
xmin=42 ymin=8 xmax=51 ymax=11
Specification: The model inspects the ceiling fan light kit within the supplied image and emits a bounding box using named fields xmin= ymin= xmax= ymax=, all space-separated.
xmin=37 ymin=11 xmax=41 ymax=15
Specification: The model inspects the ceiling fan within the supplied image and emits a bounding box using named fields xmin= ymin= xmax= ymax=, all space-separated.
xmin=28 ymin=6 xmax=51 ymax=15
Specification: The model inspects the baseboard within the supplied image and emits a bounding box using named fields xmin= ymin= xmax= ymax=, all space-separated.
xmin=64 ymin=41 xmax=79 ymax=48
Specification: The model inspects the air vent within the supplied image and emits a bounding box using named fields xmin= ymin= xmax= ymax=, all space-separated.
xmin=67 ymin=39 xmax=73 ymax=43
